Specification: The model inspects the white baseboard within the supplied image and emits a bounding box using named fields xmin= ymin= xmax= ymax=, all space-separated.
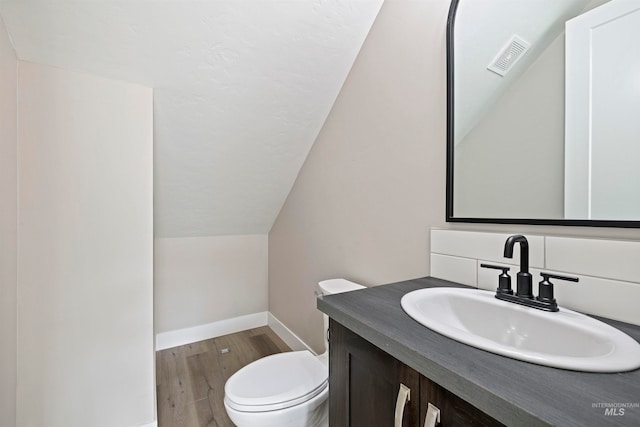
xmin=139 ymin=420 xmax=157 ymax=427
xmin=268 ymin=312 xmax=315 ymax=354
xmin=155 ymin=311 xmax=268 ymax=351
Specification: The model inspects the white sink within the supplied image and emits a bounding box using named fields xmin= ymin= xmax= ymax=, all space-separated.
xmin=401 ymin=287 xmax=640 ymax=372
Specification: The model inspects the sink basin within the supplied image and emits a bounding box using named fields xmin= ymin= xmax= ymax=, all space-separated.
xmin=401 ymin=287 xmax=640 ymax=372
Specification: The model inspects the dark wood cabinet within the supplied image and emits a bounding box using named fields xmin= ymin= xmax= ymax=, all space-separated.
xmin=419 ymin=376 xmax=504 ymax=426
xmin=329 ymin=319 xmax=503 ymax=427
xmin=329 ymin=319 xmax=420 ymax=426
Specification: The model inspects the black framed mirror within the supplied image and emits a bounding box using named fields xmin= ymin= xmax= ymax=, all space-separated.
xmin=446 ymin=0 xmax=640 ymax=228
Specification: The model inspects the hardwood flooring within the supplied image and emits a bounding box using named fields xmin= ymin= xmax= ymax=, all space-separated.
xmin=156 ymin=326 xmax=292 ymax=427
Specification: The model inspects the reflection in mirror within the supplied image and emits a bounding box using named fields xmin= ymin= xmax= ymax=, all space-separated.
xmin=447 ymin=0 xmax=640 ymax=226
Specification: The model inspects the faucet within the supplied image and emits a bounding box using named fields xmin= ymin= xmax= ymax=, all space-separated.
xmin=503 ymin=235 xmax=533 ymax=299
xmin=481 ymin=234 xmax=579 ymax=312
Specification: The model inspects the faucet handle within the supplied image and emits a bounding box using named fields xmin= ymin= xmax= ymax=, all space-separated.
xmin=538 ymin=272 xmax=579 ymax=308
xmin=540 ymin=272 xmax=579 ymax=283
xmin=481 ymin=263 xmax=513 ymax=295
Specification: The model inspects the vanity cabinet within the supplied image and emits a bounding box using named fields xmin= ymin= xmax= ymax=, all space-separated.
xmin=329 ymin=319 xmax=420 ymax=426
xmin=418 ymin=375 xmax=504 ymax=426
xmin=329 ymin=319 xmax=503 ymax=427
xmin=320 ymin=278 xmax=640 ymax=426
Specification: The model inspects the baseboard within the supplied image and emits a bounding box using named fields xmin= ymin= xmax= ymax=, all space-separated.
xmin=139 ymin=420 xmax=157 ymax=427
xmin=268 ymin=312 xmax=315 ymax=354
xmin=155 ymin=311 xmax=268 ymax=351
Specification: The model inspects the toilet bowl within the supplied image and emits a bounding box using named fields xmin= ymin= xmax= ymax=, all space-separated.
xmin=224 ymin=350 xmax=328 ymax=427
xmin=223 ymin=278 xmax=365 ymax=427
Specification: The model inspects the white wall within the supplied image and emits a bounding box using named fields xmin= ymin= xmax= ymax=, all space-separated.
xmin=0 ymin=17 xmax=17 ymax=427
xmin=269 ymin=0 xmax=450 ymax=353
xmin=17 ymin=61 xmax=154 ymax=427
xmin=154 ymin=235 xmax=268 ymax=343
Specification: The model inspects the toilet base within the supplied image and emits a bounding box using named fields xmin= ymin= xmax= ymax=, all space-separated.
xmin=224 ymin=385 xmax=328 ymax=427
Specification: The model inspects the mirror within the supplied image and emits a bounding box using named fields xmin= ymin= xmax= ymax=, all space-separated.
xmin=447 ymin=0 xmax=640 ymax=227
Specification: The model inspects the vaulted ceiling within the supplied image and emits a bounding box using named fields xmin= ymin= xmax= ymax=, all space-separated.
xmin=0 ymin=0 xmax=383 ymax=237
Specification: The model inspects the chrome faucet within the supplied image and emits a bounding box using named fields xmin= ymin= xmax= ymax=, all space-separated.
xmin=481 ymin=234 xmax=578 ymax=312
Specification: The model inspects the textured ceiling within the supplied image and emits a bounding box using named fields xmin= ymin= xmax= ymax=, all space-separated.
xmin=0 ymin=0 xmax=383 ymax=237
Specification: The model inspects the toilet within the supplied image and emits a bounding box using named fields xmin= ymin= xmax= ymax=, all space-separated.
xmin=223 ymin=278 xmax=365 ymax=427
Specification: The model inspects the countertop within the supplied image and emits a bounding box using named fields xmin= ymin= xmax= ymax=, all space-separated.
xmin=317 ymin=277 xmax=640 ymax=427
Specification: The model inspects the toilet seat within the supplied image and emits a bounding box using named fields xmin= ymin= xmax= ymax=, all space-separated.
xmin=224 ymin=350 xmax=328 ymax=413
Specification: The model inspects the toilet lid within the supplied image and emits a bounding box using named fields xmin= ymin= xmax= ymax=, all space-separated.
xmin=224 ymin=350 xmax=328 ymax=411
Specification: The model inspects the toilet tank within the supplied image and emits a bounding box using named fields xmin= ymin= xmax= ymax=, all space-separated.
xmin=318 ymin=278 xmax=365 ymax=296
xmin=318 ymin=279 xmax=365 ymax=357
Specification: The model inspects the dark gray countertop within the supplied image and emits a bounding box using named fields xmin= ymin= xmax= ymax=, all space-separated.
xmin=317 ymin=277 xmax=640 ymax=427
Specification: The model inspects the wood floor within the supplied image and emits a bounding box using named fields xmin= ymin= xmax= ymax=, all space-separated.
xmin=156 ymin=326 xmax=292 ymax=427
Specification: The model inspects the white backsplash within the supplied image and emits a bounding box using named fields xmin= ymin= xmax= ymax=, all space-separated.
xmin=431 ymin=229 xmax=640 ymax=326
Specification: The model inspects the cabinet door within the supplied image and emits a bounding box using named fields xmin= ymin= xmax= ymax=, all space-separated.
xmin=329 ymin=320 xmax=420 ymax=427
xmin=419 ymin=376 xmax=504 ymax=427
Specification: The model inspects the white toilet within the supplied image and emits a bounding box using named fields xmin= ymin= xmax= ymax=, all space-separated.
xmin=224 ymin=278 xmax=365 ymax=427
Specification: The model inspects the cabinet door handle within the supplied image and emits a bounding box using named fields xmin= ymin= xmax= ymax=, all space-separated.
xmin=424 ymin=402 xmax=441 ymax=427
xmin=394 ymin=383 xmax=411 ymax=427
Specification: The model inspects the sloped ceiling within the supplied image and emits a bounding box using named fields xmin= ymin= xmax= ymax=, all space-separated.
xmin=0 ymin=0 xmax=383 ymax=237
